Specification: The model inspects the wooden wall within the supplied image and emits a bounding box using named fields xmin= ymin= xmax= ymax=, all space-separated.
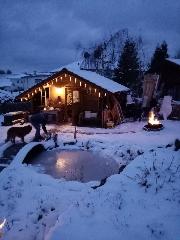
xmin=46 ymin=73 xmax=101 ymax=113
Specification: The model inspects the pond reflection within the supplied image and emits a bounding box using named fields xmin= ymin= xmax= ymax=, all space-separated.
xmin=31 ymin=150 xmax=119 ymax=183
xmin=56 ymin=158 xmax=66 ymax=170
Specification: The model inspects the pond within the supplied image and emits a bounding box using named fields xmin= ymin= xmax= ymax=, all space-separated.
xmin=31 ymin=150 xmax=119 ymax=182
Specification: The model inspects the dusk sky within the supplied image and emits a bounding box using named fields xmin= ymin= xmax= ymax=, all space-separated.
xmin=0 ymin=0 xmax=180 ymax=73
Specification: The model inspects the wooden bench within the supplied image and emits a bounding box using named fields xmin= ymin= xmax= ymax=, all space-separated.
xmin=79 ymin=111 xmax=100 ymax=127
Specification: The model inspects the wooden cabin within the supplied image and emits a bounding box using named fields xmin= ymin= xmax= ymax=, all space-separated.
xmin=143 ymin=59 xmax=180 ymax=119
xmin=160 ymin=58 xmax=180 ymax=101
xmin=16 ymin=63 xmax=129 ymax=128
xmin=142 ymin=74 xmax=159 ymax=107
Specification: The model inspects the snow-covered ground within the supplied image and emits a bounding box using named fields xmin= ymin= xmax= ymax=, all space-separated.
xmin=0 ymin=118 xmax=180 ymax=240
xmin=0 ymin=89 xmax=20 ymax=103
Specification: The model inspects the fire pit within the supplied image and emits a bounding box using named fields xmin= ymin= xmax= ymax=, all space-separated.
xmin=143 ymin=111 xmax=164 ymax=131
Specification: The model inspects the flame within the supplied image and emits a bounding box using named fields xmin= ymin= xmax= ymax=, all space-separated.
xmin=148 ymin=111 xmax=160 ymax=125
xmin=0 ymin=219 xmax=6 ymax=230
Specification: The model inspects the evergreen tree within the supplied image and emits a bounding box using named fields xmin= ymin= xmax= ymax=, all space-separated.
xmin=113 ymin=39 xmax=141 ymax=92
xmin=148 ymin=41 xmax=169 ymax=73
xmin=0 ymin=69 xmax=6 ymax=74
xmin=6 ymin=69 xmax=12 ymax=74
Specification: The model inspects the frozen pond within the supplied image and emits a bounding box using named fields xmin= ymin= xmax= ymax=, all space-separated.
xmin=31 ymin=150 xmax=119 ymax=182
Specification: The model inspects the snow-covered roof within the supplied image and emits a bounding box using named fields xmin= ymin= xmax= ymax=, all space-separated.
xmin=52 ymin=62 xmax=129 ymax=93
xmin=166 ymin=58 xmax=180 ymax=66
xmin=37 ymin=72 xmax=51 ymax=76
xmin=7 ymin=73 xmax=28 ymax=79
xmin=21 ymin=72 xmax=51 ymax=78
xmin=0 ymin=73 xmax=29 ymax=87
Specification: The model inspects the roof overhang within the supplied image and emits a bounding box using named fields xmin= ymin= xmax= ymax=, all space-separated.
xmin=166 ymin=58 xmax=180 ymax=67
xmin=16 ymin=68 xmax=128 ymax=100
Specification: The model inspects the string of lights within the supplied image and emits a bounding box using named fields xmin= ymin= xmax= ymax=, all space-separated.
xmin=20 ymin=74 xmax=107 ymax=102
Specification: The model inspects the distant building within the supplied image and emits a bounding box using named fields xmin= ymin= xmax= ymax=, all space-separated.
xmin=160 ymin=58 xmax=180 ymax=101
xmin=143 ymin=58 xmax=180 ymax=103
xmin=0 ymin=74 xmax=13 ymax=90
xmin=142 ymin=59 xmax=180 ymax=119
xmin=9 ymin=73 xmax=29 ymax=91
xmin=11 ymin=72 xmax=51 ymax=91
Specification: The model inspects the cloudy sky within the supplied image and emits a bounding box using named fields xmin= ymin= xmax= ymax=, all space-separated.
xmin=0 ymin=0 xmax=180 ymax=73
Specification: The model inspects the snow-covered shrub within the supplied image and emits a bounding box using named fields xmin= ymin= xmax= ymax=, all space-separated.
xmin=132 ymin=151 xmax=180 ymax=196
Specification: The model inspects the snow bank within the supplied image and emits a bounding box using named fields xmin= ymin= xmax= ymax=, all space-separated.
xmin=0 ymin=120 xmax=179 ymax=240
xmin=45 ymin=147 xmax=180 ymax=240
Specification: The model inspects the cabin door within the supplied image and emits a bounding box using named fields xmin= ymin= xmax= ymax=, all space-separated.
xmin=65 ymin=88 xmax=81 ymax=124
xmin=32 ymin=91 xmax=41 ymax=111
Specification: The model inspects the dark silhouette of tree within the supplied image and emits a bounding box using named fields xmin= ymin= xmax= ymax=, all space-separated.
xmin=113 ymin=39 xmax=141 ymax=93
xmin=80 ymin=29 xmax=129 ymax=73
xmin=7 ymin=69 xmax=12 ymax=74
xmin=0 ymin=69 xmax=6 ymax=74
xmin=148 ymin=41 xmax=169 ymax=73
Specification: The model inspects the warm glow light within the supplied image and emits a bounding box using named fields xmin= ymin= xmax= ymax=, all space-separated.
xmin=32 ymin=93 xmax=34 ymax=96
xmin=56 ymin=78 xmax=58 ymax=82
xmin=44 ymin=107 xmax=47 ymax=111
xmin=148 ymin=111 xmax=160 ymax=125
xmin=65 ymin=74 xmax=67 ymax=77
xmin=28 ymin=94 xmax=30 ymax=97
xmin=55 ymin=87 xmax=64 ymax=95
xmin=39 ymin=87 xmax=41 ymax=91
xmin=95 ymin=88 xmax=97 ymax=93
xmin=105 ymin=93 xmax=107 ymax=96
xmin=60 ymin=77 xmax=63 ymax=81
xmin=21 ymin=98 xmax=23 ymax=102
xmin=99 ymin=92 xmax=101 ymax=97
xmin=70 ymin=76 xmax=72 ymax=81
xmin=80 ymin=81 xmax=82 ymax=86
xmin=85 ymin=83 xmax=87 ymax=88
xmin=75 ymin=78 xmax=77 ymax=83
xmin=35 ymin=89 xmax=37 ymax=93
xmin=56 ymin=158 xmax=66 ymax=169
